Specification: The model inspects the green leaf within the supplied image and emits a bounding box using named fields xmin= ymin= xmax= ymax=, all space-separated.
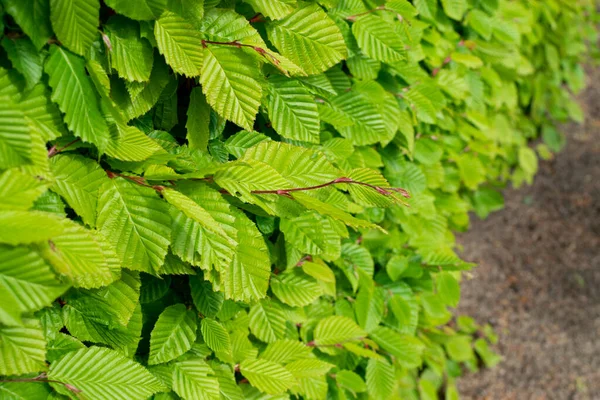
xmin=48 ymin=346 xmax=165 ymax=399
xmin=186 ymin=87 xmax=211 ymax=151
xmin=445 ymin=335 xmax=474 ymax=361
xmin=49 ymin=0 xmax=99 ymax=56
xmin=451 ymin=52 xmax=483 ymax=69
xmin=314 ymin=316 xmax=366 ymax=346
xmin=50 ymin=154 xmax=109 ymax=227
xmin=369 ymin=327 xmax=424 ymax=368
xmin=0 ymin=244 xmax=67 ymax=326
xmin=105 ymin=0 xmax=166 ymax=20
xmin=47 ymin=332 xmax=86 ymax=363
xmin=280 ymin=212 xmax=341 ymax=260
xmin=218 ymin=206 xmax=271 ymax=302
xmin=105 ymin=124 xmax=164 ymax=162
xmin=287 ymin=359 xmax=334 ymax=380
xmin=240 ymin=358 xmax=296 ymax=395
xmin=441 ymin=0 xmax=468 ymax=20
xmin=321 ymin=89 xmax=387 ymax=146
xmin=45 ymin=46 xmax=111 ymax=151
xmin=271 ymin=268 xmax=322 ymax=307
xmin=63 ymin=290 xmax=136 ymax=348
xmin=212 ymin=363 xmax=244 ymax=400
xmin=0 ymin=168 xmax=48 ymax=211
xmin=213 ymin=159 xmax=290 ymax=205
xmin=154 ymin=11 xmax=204 ymax=77
xmin=402 ymin=82 xmax=445 ymax=124
xmin=386 ymin=255 xmax=409 ymax=281
xmin=472 ymin=187 xmax=504 ymax=219
xmin=37 ymin=218 xmax=118 ymax=288
xmin=0 ymin=381 xmax=51 ymax=399
xmin=292 ymin=192 xmax=379 ymax=231
xmin=94 ymin=270 xmax=141 ymax=326
xmin=386 ymin=1 xmax=418 ymax=19
xmin=198 ymin=8 xmax=264 ymax=45
xmin=169 ymin=183 xmax=238 ymax=273
xmin=365 ymin=359 xmax=395 ymax=400
xmin=224 ymin=130 xmax=270 ymax=158
xmin=456 ymin=153 xmax=485 ymax=190
xmin=96 ymin=178 xmax=171 ymax=274
xmin=149 ymin=304 xmax=198 ymax=365
xmin=519 ymin=147 xmax=538 ymax=177
xmin=19 ymin=83 xmax=67 ymax=141
xmin=0 ymin=210 xmax=63 ymax=245
xmin=0 ymin=318 xmax=46 ymax=376
xmin=436 ymin=272 xmax=460 ymax=307
xmin=1 ymin=37 xmax=44 ymax=89
xmin=163 ymin=187 xmax=232 ymax=242
xmin=172 ymin=358 xmax=220 ymax=400
xmin=243 ymin=0 xmax=295 ymax=20
xmin=354 ymin=285 xmax=384 ymax=333
xmin=336 ymin=370 xmax=367 ymax=394
xmin=201 ymin=318 xmax=231 ymax=353
xmin=2 ymin=0 xmax=53 ymax=49
xmin=474 ymin=338 xmax=502 ymax=367
xmin=249 ymin=299 xmax=287 ymax=343
xmin=105 ymin=16 xmax=154 ymax=82
xmin=260 ymin=339 xmax=312 ymax=364
xmin=352 ymin=15 xmax=406 ymax=63
xmin=266 ymin=76 xmax=320 ymax=143
xmin=267 ymin=3 xmax=347 ymax=75
xmin=389 ymin=293 xmax=419 ymax=335
xmin=167 ymin=0 xmax=204 ymax=27
xmin=200 ymin=46 xmax=262 ymax=130
xmin=114 ymin=58 xmax=172 ymax=120
xmin=241 ymin=141 xmax=339 ymax=187
xmin=190 ymin=275 xmax=223 ymax=318
xmin=0 ymin=95 xmax=31 ymax=169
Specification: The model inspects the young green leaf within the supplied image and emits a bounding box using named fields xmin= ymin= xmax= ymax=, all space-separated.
xmin=45 ymin=46 xmax=111 ymax=151
xmin=50 ymin=0 xmax=99 ymax=56
xmin=267 ymin=3 xmax=347 ymax=75
xmin=48 ymin=346 xmax=166 ymax=399
xmin=240 ymin=358 xmax=297 ymax=395
xmin=149 ymin=304 xmax=198 ymax=365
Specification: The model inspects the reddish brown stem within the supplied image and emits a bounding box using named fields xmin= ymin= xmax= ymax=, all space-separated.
xmin=249 ymin=13 xmax=264 ymax=23
xmin=346 ymin=5 xmax=389 ymax=21
xmin=106 ymin=171 xmax=164 ymax=192
xmin=0 ymin=373 xmax=81 ymax=393
xmin=202 ymin=40 xmax=280 ymax=65
xmin=48 ymin=138 xmax=81 ymax=158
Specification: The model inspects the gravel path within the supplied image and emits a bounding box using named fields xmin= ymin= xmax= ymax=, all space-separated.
xmin=456 ymin=65 xmax=600 ymax=400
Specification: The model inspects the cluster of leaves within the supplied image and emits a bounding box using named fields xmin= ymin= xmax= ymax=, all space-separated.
xmin=0 ymin=0 xmax=596 ymax=399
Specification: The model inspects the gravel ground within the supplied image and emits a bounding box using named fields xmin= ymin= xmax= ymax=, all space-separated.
xmin=456 ymin=64 xmax=600 ymax=400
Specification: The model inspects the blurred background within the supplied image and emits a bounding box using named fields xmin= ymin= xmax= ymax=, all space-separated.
xmin=457 ymin=65 xmax=600 ymax=399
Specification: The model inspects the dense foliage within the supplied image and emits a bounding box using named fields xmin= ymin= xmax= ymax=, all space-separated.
xmin=0 ymin=0 xmax=596 ymax=399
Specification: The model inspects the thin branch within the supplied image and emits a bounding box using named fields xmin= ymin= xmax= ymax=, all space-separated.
xmin=48 ymin=138 xmax=81 ymax=158
xmin=202 ymin=40 xmax=281 ymax=66
xmin=249 ymin=13 xmax=264 ymax=23
xmin=346 ymin=5 xmax=403 ymax=21
xmin=106 ymin=171 xmax=165 ymax=192
xmin=0 ymin=373 xmax=82 ymax=394
xmin=250 ymin=177 xmax=410 ymax=199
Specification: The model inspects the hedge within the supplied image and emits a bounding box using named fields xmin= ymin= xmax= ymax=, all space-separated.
xmin=0 ymin=0 xmax=596 ymax=399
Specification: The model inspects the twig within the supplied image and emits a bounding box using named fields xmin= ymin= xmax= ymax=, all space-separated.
xmin=346 ymin=5 xmax=389 ymax=21
xmin=249 ymin=13 xmax=264 ymax=23
xmin=106 ymin=171 xmax=165 ymax=192
xmin=48 ymin=138 xmax=81 ymax=158
xmin=249 ymin=177 xmax=410 ymax=198
xmin=202 ymin=40 xmax=281 ymax=66
xmin=0 ymin=373 xmax=82 ymax=394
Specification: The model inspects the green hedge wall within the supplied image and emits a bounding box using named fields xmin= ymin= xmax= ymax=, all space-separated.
xmin=0 ymin=0 xmax=596 ymax=399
